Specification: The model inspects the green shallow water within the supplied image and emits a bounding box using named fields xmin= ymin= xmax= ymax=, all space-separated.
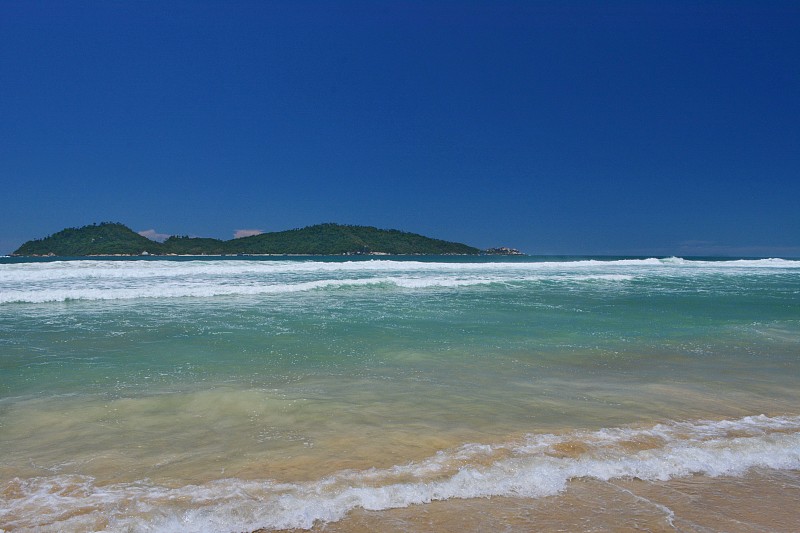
xmin=1 ymin=257 xmax=799 ymax=531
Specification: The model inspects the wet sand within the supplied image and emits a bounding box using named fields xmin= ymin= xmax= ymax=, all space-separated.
xmin=261 ymin=469 xmax=800 ymax=532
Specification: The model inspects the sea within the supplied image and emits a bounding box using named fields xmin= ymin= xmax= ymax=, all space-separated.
xmin=1 ymin=255 xmax=799 ymax=532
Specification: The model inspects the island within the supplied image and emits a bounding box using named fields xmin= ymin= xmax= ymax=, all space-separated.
xmin=12 ymin=222 xmax=502 ymax=256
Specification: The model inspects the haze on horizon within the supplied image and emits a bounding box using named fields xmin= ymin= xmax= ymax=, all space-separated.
xmin=1 ymin=2 xmax=798 ymax=257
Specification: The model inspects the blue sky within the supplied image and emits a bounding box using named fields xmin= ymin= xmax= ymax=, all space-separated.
xmin=2 ymin=1 xmax=798 ymax=256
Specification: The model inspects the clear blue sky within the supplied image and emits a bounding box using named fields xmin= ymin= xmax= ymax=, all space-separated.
xmin=2 ymin=1 xmax=798 ymax=256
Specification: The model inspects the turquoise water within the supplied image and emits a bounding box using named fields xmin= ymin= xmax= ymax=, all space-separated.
xmin=1 ymin=256 xmax=799 ymax=531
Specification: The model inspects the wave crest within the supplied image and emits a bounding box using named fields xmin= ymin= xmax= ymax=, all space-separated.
xmin=2 ymin=415 xmax=798 ymax=531
xmin=1 ymin=257 xmax=797 ymax=304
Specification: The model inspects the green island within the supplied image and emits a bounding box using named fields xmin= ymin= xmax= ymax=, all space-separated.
xmin=11 ymin=222 xmax=522 ymax=257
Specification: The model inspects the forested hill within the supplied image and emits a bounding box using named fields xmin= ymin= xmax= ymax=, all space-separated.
xmin=13 ymin=223 xmax=157 ymax=256
xmin=12 ymin=223 xmax=481 ymax=256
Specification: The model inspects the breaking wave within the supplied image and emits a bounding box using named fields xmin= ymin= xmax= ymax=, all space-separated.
xmin=1 ymin=415 xmax=798 ymax=532
xmin=1 ymin=257 xmax=797 ymax=304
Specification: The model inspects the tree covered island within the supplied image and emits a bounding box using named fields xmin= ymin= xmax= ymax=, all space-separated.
xmin=11 ymin=222 xmax=511 ymax=256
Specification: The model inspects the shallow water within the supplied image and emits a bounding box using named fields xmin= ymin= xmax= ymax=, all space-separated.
xmin=1 ymin=256 xmax=798 ymax=531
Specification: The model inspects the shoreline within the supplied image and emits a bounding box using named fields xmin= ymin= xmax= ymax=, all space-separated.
xmin=249 ymin=470 xmax=800 ymax=532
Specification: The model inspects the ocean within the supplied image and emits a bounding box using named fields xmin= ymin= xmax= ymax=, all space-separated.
xmin=1 ymin=256 xmax=799 ymax=532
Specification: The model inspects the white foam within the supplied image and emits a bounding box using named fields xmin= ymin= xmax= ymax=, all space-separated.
xmin=1 ymin=257 xmax=797 ymax=304
xmin=1 ymin=415 xmax=798 ymax=531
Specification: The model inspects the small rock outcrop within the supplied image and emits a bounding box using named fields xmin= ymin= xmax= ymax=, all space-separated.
xmin=484 ymin=247 xmax=524 ymax=255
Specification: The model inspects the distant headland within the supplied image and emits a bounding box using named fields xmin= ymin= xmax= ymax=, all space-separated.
xmin=12 ymin=222 xmax=523 ymax=257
